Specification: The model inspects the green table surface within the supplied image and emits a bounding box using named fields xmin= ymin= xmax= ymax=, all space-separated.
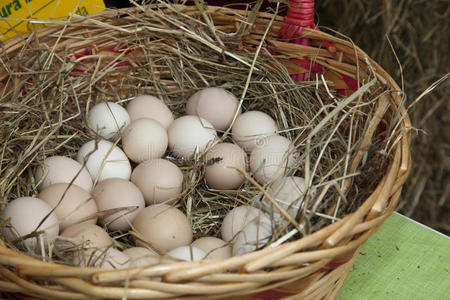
xmin=336 ymin=212 xmax=450 ymax=300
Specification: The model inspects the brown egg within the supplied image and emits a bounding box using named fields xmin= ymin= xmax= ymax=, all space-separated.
xmin=60 ymin=223 xmax=112 ymax=248
xmin=93 ymin=178 xmax=145 ymax=232
xmin=34 ymin=156 xmax=93 ymax=192
xmin=204 ymin=143 xmax=247 ymax=190
xmin=131 ymin=159 xmax=183 ymax=205
xmin=38 ymin=183 xmax=98 ymax=231
xmin=132 ymin=204 xmax=192 ymax=251
xmin=191 ymin=237 xmax=231 ymax=259
xmin=122 ymin=118 xmax=168 ymax=163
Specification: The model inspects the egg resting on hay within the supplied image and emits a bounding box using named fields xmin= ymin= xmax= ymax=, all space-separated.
xmin=0 ymin=4 xmax=394 ymax=263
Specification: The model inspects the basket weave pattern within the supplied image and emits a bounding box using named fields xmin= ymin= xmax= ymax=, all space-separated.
xmin=0 ymin=4 xmax=411 ymax=300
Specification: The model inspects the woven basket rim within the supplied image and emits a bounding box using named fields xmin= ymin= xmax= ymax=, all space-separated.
xmin=0 ymin=4 xmax=412 ymax=299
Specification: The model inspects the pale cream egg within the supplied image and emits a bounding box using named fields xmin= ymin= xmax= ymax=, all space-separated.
xmin=34 ymin=156 xmax=93 ymax=192
xmin=126 ymin=95 xmax=174 ymax=129
xmin=249 ymin=135 xmax=297 ymax=184
xmin=231 ymin=111 xmax=278 ymax=153
xmin=191 ymin=237 xmax=231 ymax=259
xmin=1 ymin=197 xmax=59 ymax=250
xmin=38 ymin=183 xmax=98 ymax=231
xmin=204 ymin=143 xmax=247 ymax=190
xmin=93 ymin=178 xmax=145 ymax=231
xmin=122 ymin=118 xmax=168 ymax=163
xmin=132 ymin=204 xmax=192 ymax=251
xmin=131 ymin=159 xmax=183 ymax=205
xmin=186 ymin=87 xmax=241 ymax=131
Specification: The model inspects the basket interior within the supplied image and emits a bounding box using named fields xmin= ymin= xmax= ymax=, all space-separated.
xmin=0 ymin=4 xmax=411 ymax=299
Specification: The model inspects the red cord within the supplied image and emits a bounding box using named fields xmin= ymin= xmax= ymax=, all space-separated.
xmin=278 ymin=0 xmax=342 ymax=82
xmin=279 ymin=0 xmax=315 ymax=40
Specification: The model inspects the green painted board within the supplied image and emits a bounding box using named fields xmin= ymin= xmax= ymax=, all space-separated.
xmin=336 ymin=212 xmax=450 ymax=299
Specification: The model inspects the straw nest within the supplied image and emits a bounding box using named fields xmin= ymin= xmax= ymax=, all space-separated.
xmin=0 ymin=2 xmax=401 ymax=267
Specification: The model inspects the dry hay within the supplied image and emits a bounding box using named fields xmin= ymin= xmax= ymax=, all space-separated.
xmin=0 ymin=2 xmax=398 ymax=263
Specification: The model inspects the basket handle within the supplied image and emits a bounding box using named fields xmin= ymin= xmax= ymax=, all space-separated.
xmin=280 ymin=0 xmax=315 ymax=41
xmin=280 ymin=0 xmax=336 ymax=53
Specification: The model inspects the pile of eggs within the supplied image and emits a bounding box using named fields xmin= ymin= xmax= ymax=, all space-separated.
xmin=1 ymin=87 xmax=308 ymax=269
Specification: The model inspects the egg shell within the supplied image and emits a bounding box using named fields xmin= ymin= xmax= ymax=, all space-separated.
xmin=60 ymin=223 xmax=112 ymax=248
xmin=131 ymin=159 xmax=183 ymax=205
xmin=168 ymin=115 xmax=217 ymax=158
xmin=264 ymin=176 xmax=306 ymax=218
xmin=191 ymin=237 xmax=231 ymax=260
xmin=186 ymin=87 xmax=241 ymax=131
xmin=132 ymin=204 xmax=193 ymax=251
xmin=161 ymin=246 xmax=206 ymax=263
xmin=232 ymin=212 xmax=272 ymax=256
xmin=250 ymin=135 xmax=297 ymax=184
xmin=126 ymin=95 xmax=174 ymax=129
xmin=231 ymin=111 xmax=278 ymax=153
xmin=123 ymin=247 xmax=160 ymax=267
xmin=221 ymin=205 xmax=266 ymax=242
xmin=1 ymin=197 xmax=59 ymax=250
xmin=77 ymin=139 xmax=131 ymax=183
xmin=122 ymin=118 xmax=168 ymax=163
xmin=100 ymin=248 xmax=131 ymax=269
xmin=34 ymin=156 xmax=93 ymax=192
xmin=93 ymin=178 xmax=145 ymax=231
xmin=204 ymin=143 xmax=247 ymax=190
xmin=38 ymin=183 xmax=98 ymax=231
xmin=88 ymin=102 xmax=131 ymax=140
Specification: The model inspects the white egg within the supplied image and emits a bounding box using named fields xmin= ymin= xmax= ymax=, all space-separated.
xmin=264 ymin=176 xmax=307 ymax=218
xmin=88 ymin=102 xmax=131 ymax=140
xmin=250 ymin=135 xmax=297 ymax=184
xmin=1 ymin=197 xmax=59 ymax=250
xmin=161 ymin=246 xmax=206 ymax=263
xmin=231 ymin=111 xmax=278 ymax=153
xmin=77 ymin=139 xmax=131 ymax=183
xmin=221 ymin=206 xmax=266 ymax=242
xmin=232 ymin=212 xmax=272 ymax=256
xmin=167 ymin=116 xmax=217 ymax=158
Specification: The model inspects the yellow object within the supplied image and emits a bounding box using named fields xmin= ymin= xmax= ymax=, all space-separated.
xmin=0 ymin=0 xmax=105 ymax=41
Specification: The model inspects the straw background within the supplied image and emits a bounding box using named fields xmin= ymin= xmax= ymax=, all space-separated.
xmin=315 ymin=0 xmax=449 ymax=235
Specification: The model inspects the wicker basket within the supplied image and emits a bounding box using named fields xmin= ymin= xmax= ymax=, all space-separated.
xmin=0 ymin=2 xmax=411 ymax=299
